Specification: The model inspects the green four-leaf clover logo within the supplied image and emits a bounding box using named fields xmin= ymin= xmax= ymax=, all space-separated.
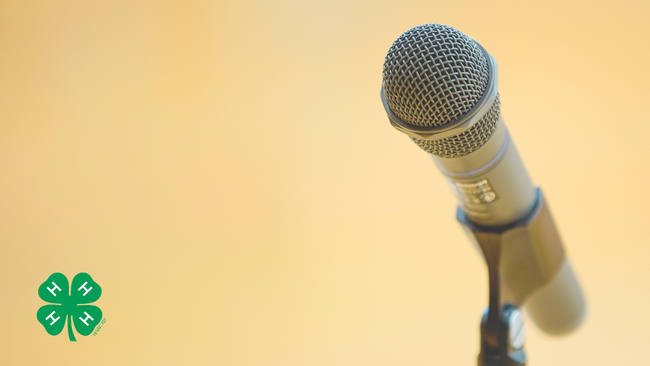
xmin=37 ymin=273 xmax=103 ymax=341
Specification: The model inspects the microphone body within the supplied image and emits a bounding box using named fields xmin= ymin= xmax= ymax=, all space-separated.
xmin=441 ymin=118 xmax=585 ymax=335
xmin=380 ymin=24 xmax=586 ymax=335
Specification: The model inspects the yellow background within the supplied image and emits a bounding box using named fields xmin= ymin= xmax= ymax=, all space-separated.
xmin=1 ymin=1 xmax=649 ymax=365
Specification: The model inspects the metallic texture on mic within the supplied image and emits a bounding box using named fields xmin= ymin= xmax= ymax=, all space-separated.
xmin=382 ymin=24 xmax=489 ymax=128
xmin=382 ymin=24 xmax=502 ymax=158
xmin=410 ymin=94 xmax=501 ymax=158
xmin=380 ymin=23 xmax=586 ymax=337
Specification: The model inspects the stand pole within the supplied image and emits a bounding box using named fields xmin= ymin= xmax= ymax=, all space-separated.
xmin=478 ymin=303 xmax=526 ymax=366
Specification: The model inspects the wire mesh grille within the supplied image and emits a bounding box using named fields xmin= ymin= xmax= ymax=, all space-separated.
xmin=410 ymin=94 xmax=500 ymax=158
xmin=382 ymin=24 xmax=490 ymax=128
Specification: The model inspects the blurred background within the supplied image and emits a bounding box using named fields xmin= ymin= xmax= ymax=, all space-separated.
xmin=1 ymin=0 xmax=649 ymax=365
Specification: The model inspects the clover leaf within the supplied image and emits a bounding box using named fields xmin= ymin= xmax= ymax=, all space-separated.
xmin=37 ymin=273 xmax=103 ymax=341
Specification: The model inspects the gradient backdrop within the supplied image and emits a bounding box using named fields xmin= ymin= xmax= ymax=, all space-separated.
xmin=1 ymin=1 xmax=649 ymax=365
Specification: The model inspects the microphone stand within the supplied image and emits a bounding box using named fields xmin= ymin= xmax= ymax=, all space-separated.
xmin=463 ymin=224 xmax=527 ymax=366
xmin=478 ymin=302 xmax=526 ymax=366
xmin=456 ymin=188 xmax=566 ymax=365
xmin=466 ymin=224 xmax=526 ymax=366
xmin=457 ymin=188 xmax=572 ymax=366
xmin=474 ymin=226 xmax=527 ymax=366
xmin=457 ymin=200 xmax=544 ymax=366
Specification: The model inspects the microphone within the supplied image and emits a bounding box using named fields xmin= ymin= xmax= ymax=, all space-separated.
xmin=380 ymin=24 xmax=586 ymax=335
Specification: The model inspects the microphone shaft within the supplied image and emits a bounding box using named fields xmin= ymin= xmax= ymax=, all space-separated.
xmin=432 ymin=119 xmax=585 ymax=334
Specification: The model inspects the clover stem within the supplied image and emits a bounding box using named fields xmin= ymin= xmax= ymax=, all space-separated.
xmin=68 ymin=314 xmax=77 ymax=342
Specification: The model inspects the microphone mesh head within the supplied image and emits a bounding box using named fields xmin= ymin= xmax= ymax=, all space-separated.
xmin=409 ymin=94 xmax=500 ymax=158
xmin=382 ymin=24 xmax=490 ymax=128
xmin=382 ymin=24 xmax=501 ymax=158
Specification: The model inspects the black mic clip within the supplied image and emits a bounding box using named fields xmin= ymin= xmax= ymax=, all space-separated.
xmin=478 ymin=303 xmax=527 ymax=366
xmin=457 ymin=188 xmax=567 ymax=366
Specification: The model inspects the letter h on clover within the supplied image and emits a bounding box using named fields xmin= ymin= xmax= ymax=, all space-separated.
xmin=37 ymin=273 xmax=103 ymax=341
